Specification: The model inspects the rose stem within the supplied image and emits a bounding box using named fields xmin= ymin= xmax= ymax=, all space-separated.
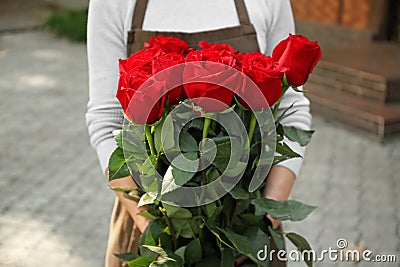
xmin=247 ymin=112 xmax=257 ymax=146
xmin=160 ymin=207 xmax=178 ymax=250
xmin=202 ymin=117 xmax=211 ymax=140
xmin=145 ymin=125 xmax=157 ymax=156
xmin=272 ymin=75 xmax=290 ymax=117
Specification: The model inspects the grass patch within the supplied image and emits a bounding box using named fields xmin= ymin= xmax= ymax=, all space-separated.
xmin=45 ymin=9 xmax=88 ymax=42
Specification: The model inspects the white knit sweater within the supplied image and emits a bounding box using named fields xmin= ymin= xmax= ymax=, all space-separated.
xmin=86 ymin=0 xmax=312 ymax=177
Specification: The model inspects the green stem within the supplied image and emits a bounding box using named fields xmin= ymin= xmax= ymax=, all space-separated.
xmin=203 ymin=117 xmax=211 ymax=140
xmin=145 ymin=125 xmax=156 ymax=156
xmin=230 ymin=201 xmax=239 ymax=227
xmin=272 ymin=76 xmax=290 ymax=117
xmin=247 ymin=112 xmax=257 ymax=146
xmin=160 ymin=207 xmax=178 ymax=250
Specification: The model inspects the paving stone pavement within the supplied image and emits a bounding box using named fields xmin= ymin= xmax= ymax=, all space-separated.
xmin=0 ymin=31 xmax=115 ymax=267
xmin=0 ymin=31 xmax=399 ymax=267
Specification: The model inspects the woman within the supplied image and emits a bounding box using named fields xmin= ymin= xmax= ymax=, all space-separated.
xmin=86 ymin=0 xmax=312 ymax=266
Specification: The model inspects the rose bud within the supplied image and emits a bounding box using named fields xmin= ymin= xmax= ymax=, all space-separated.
xmin=145 ymin=35 xmax=189 ymax=54
xmin=183 ymin=49 xmax=239 ymax=112
xmin=272 ymin=34 xmax=322 ymax=87
xmin=239 ymin=52 xmax=284 ymax=110
xmin=117 ymin=60 xmax=166 ymax=124
xmin=152 ymin=53 xmax=186 ymax=105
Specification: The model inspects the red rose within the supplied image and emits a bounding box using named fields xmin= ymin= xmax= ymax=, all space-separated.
xmin=272 ymin=34 xmax=322 ymax=87
xmin=117 ymin=59 xmax=166 ymax=124
xmin=124 ymin=78 xmax=167 ymax=124
xmin=145 ymin=35 xmax=189 ymax=54
xmin=152 ymin=53 xmax=185 ymax=105
xmin=234 ymin=52 xmax=246 ymax=69
xmin=124 ymin=48 xmax=163 ymax=73
xmin=239 ymin=52 xmax=284 ymax=110
xmin=198 ymin=41 xmax=236 ymax=53
xmin=117 ymin=61 xmax=150 ymax=109
xmin=183 ymin=49 xmax=239 ymax=112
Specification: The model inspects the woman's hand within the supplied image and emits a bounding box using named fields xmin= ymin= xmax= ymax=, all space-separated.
xmin=263 ymin=165 xmax=296 ymax=229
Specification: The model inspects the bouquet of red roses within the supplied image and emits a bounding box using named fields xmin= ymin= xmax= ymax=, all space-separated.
xmin=109 ymin=34 xmax=321 ymax=266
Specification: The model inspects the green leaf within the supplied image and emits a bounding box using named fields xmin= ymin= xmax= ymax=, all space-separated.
xmin=275 ymin=103 xmax=296 ymax=124
xmin=161 ymin=166 xmax=180 ymax=195
xmin=243 ymin=227 xmax=270 ymax=267
xmin=113 ymin=129 xmax=123 ymax=148
xmin=143 ymin=246 xmax=183 ymax=266
xmin=275 ymin=143 xmax=302 ymax=158
xmin=212 ymin=138 xmax=231 ymax=172
xmin=222 ymin=195 xmax=235 ymax=225
xmin=171 ymin=152 xmax=199 ymax=186
xmin=204 ymin=204 xmax=222 ymax=225
xmin=229 ymin=186 xmax=250 ymax=200
xmin=185 ymin=238 xmax=202 ymax=265
xmin=161 ymin=115 xmax=176 ymax=152
xmin=179 ymin=131 xmax=199 ymax=152
xmin=138 ymin=193 xmax=157 ymax=207
xmin=251 ymin=198 xmax=316 ymax=221
xmin=221 ymin=247 xmax=235 ymax=267
xmin=149 ymin=259 xmax=181 ymax=267
xmin=236 ymin=199 xmax=251 ymax=215
xmin=139 ymin=220 xmax=164 ymax=258
xmin=121 ymin=126 xmax=147 ymax=160
xmin=142 ymin=245 xmax=174 ymax=260
xmin=171 ymin=217 xmax=200 ymax=239
xmin=153 ymin=119 xmax=163 ymax=154
xmin=276 ymin=123 xmax=284 ymax=136
xmin=273 ymin=155 xmax=291 ymax=165
xmin=114 ymin=253 xmax=136 ymax=262
xmin=224 ymin=161 xmax=247 ymax=177
xmin=159 ymin=232 xmax=174 ymax=251
xmin=108 ymin=147 xmax=131 ymax=181
xmin=283 ymin=126 xmax=315 ymax=146
xmin=204 ymin=223 xmax=234 ymax=250
xmin=137 ymin=210 xmax=158 ymax=220
xmin=212 ymin=137 xmax=243 ymax=173
xmin=204 ymin=202 xmax=217 ymax=218
xmin=174 ymin=246 xmax=186 ymax=263
xmin=217 ymin=228 xmax=261 ymax=264
xmin=238 ymin=213 xmax=259 ymax=226
xmin=286 ymin=232 xmax=314 ymax=267
xmin=268 ymin=226 xmax=285 ymax=251
xmin=218 ymin=228 xmax=248 ymax=248
xmin=206 ymin=167 xmax=221 ymax=183
xmin=138 ymin=155 xmax=157 ymax=176
xmin=189 ymin=118 xmax=204 ymax=130
xmin=163 ymin=204 xmax=192 ymax=219
xmin=128 ymin=257 xmax=155 ymax=267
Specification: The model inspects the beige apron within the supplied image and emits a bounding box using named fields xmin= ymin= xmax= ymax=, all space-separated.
xmin=106 ymin=0 xmax=286 ymax=266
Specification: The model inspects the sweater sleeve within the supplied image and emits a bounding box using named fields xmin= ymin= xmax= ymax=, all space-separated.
xmin=264 ymin=0 xmax=313 ymax=178
xmin=86 ymin=0 xmax=133 ymax=175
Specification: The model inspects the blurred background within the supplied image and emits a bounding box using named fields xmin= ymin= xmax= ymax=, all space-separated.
xmin=0 ymin=0 xmax=399 ymax=266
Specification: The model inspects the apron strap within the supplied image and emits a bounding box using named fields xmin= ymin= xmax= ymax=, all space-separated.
xmin=131 ymin=0 xmax=251 ymax=30
xmin=131 ymin=0 xmax=148 ymax=30
xmin=234 ymin=0 xmax=251 ymax=25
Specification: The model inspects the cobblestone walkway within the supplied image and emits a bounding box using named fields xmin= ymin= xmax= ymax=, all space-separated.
xmin=0 ymin=31 xmax=399 ymax=267
xmin=0 ymin=32 xmax=114 ymax=267
xmin=285 ymin=118 xmax=400 ymax=266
